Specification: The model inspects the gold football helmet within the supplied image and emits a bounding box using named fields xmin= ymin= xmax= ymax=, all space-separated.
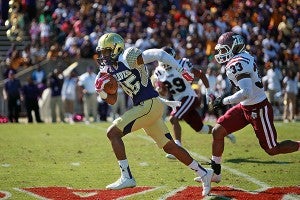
xmin=96 ymin=33 xmax=125 ymax=66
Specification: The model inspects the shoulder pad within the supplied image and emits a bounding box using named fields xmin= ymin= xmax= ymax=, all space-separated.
xmin=124 ymin=47 xmax=142 ymax=68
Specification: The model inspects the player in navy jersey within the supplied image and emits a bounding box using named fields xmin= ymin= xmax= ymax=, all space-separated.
xmin=210 ymin=31 xmax=300 ymax=183
xmin=95 ymin=33 xmax=213 ymax=196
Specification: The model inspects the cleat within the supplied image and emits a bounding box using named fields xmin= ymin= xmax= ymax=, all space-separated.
xmin=194 ymin=168 xmax=214 ymax=196
xmin=226 ymin=133 xmax=236 ymax=144
xmin=165 ymin=154 xmax=176 ymax=159
xmin=211 ymin=173 xmax=221 ymax=183
xmin=106 ymin=177 xmax=136 ymax=190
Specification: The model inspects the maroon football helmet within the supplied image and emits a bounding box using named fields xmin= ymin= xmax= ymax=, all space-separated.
xmin=214 ymin=32 xmax=246 ymax=64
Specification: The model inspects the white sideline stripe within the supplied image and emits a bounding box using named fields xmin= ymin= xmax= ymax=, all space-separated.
xmin=158 ymin=186 xmax=186 ymax=200
xmin=14 ymin=188 xmax=49 ymax=200
xmin=116 ymin=186 xmax=164 ymax=200
xmin=136 ymin=135 xmax=270 ymax=190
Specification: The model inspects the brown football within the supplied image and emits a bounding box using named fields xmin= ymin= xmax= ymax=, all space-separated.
xmin=104 ymin=74 xmax=118 ymax=95
xmin=105 ymin=92 xmax=118 ymax=105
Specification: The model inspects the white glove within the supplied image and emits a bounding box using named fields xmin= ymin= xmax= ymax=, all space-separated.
xmin=206 ymin=89 xmax=215 ymax=104
xmin=159 ymin=97 xmax=181 ymax=112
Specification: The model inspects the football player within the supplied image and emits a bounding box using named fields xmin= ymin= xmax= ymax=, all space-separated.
xmin=95 ymin=33 xmax=213 ymax=196
xmin=210 ymin=31 xmax=300 ymax=183
xmin=152 ymin=46 xmax=216 ymax=159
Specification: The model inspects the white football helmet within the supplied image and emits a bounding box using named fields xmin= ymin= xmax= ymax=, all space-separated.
xmin=214 ymin=32 xmax=245 ymax=64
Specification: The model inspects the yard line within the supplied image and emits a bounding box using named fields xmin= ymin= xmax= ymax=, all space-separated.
xmin=117 ymin=186 xmax=164 ymax=200
xmin=135 ymin=134 xmax=270 ymax=190
xmin=14 ymin=188 xmax=49 ymax=200
xmin=158 ymin=186 xmax=186 ymax=200
xmin=85 ymin=124 xmax=271 ymax=190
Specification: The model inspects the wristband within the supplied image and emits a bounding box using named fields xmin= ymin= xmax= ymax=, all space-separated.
xmin=99 ymin=91 xmax=108 ymax=99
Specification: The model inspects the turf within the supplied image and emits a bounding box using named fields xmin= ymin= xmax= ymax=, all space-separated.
xmin=0 ymin=121 xmax=299 ymax=199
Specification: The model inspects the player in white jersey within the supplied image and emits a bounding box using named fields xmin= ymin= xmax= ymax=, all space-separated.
xmin=153 ymin=47 xmax=214 ymax=159
xmin=210 ymin=31 xmax=300 ymax=183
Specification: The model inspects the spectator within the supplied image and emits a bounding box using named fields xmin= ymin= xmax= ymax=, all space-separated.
xmin=46 ymin=43 xmax=61 ymax=60
xmin=198 ymin=66 xmax=218 ymax=119
xmin=21 ymin=76 xmax=43 ymax=123
xmin=61 ymin=70 xmax=78 ymax=124
xmin=263 ymin=61 xmax=283 ymax=115
xmin=3 ymin=70 xmax=22 ymax=123
xmin=39 ymin=19 xmax=51 ymax=49
xmin=48 ymin=68 xmax=65 ymax=123
xmin=80 ymin=36 xmax=95 ymax=58
xmin=31 ymin=64 xmax=46 ymax=85
xmin=29 ymin=18 xmax=40 ymax=45
xmin=6 ymin=49 xmax=24 ymax=70
xmin=21 ymin=44 xmax=33 ymax=67
xmin=283 ymin=70 xmax=298 ymax=123
xmin=78 ymin=66 xmax=98 ymax=124
xmin=97 ymin=96 xmax=109 ymax=122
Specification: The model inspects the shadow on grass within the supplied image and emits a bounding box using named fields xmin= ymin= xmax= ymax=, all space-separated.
xmin=226 ymin=158 xmax=292 ymax=164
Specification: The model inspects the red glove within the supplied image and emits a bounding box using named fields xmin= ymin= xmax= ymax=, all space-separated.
xmin=182 ymin=70 xmax=194 ymax=82
xmin=95 ymin=74 xmax=110 ymax=93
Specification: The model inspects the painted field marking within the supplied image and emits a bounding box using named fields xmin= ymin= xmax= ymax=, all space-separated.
xmin=158 ymin=186 xmax=187 ymax=200
xmin=85 ymin=124 xmax=271 ymax=189
xmin=14 ymin=188 xmax=48 ymax=200
xmin=115 ymin=186 xmax=164 ymax=200
xmin=84 ymin=124 xmax=294 ymax=199
xmin=135 ymin=134 xmax=271 ymax=190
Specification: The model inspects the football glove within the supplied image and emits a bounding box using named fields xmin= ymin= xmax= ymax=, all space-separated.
xmin=213 ymin=95 xmax=226 ymax=111
xmin=182 ymin=70 xmax=194 ymax=82
xmin=95 ymin=74 xmax=110 ymax=93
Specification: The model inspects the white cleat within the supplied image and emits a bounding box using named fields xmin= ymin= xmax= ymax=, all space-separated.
xmin=106 ymin=177 xmax=136 ymax=190
xmin=194 ymin=168 xmax=214 ymax=196
xmin=165 ymin=154 xmax=176 ymax=159
xmin=226 ymin=133 xmax=236 ymax=144
xmin=211 ymin=173 xmax=221 ymax=183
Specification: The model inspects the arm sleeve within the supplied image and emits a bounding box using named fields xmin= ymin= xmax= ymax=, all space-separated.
xmin=223 ymin=78 xmax=253 ymax=105
xmin=142 ymin=49 xmax=181 ymax=70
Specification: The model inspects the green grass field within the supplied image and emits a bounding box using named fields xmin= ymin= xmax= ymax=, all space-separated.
xmin=0 ymin=121 xmax=299 ymax=199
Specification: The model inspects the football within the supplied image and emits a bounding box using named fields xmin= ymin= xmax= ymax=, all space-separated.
xmin=105 ymin=93 xmax=118 ymax=105
xmin=103 ymin=74 xmax=118 ymax=94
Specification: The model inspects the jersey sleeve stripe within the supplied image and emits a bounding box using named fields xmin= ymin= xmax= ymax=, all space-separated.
xmin=227 ymin=56 xmax=250 ymax=66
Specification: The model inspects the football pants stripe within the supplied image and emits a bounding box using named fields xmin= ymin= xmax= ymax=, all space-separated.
xmin=175 ymin=96 xmax=195 ymax=119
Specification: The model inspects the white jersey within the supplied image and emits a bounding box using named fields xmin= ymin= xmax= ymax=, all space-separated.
xmin=154 ymin=58 xmax=197 ymax=101
xmin=225 ymin=52 xmax=267 ymax=105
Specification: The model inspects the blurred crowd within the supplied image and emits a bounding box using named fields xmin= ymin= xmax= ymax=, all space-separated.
xmin=1 ymin=0 xmax=299 ymax=123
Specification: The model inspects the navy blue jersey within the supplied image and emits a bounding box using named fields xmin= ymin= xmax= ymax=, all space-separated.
xmin=109 ymin=61 xmax=158 ymax=106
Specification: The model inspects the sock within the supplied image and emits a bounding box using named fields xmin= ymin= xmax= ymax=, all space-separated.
xmin=212 ymin=156 xmax=222 ymax=164
xmin=198 ymin=125 xmax=210 ymax=134
xmin=188 ymin=160 xmax=207 ymax=177
xmin=118 ymin=159 xmax=133 ymax=179
xmin=174 ymin=140 xmax=182 ymax=147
